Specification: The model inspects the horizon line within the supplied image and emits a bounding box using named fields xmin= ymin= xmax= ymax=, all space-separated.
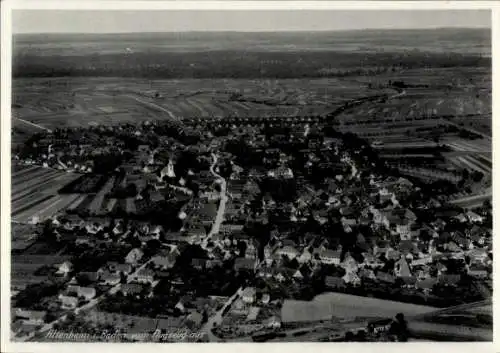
xmin=13 ymin=26 xmax=491 ymax=35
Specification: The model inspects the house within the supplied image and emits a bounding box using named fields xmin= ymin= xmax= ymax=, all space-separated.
xmin=261 ymin=293 xmax=271 ymax=304
xmin=241 ymin=287 xmax=257 ymax=304
xmin=293 ymin=269 xmax=304 ymax=280
xmin=187 ymin=311 xmax=203 ymax=328
xmin=121 ymin=283 xmax=146 ymax=296
xmin=324 ymin=276 xmax=346 ymax=290
xmin=258 ymin=267 xmax=275 ymax=279
xmin=432 ymin=218 xmax=447 ymax=230
xmin=191 ymin=258 xmax=208 ymax=270
xmin=113 ymin=222 xmax=125 ymax=235
xmin=175 ymin=300 xmax=186 ymax=313
xmin=298 ymin=248 xmax=313 ymax=263
xmin=445 ymin=241 xmax=461 ymax=253
xmin=187 ymin=226 xmax=206 ymax=238
xmin=79 ymin=271 xmax=101 ymax=283
xmin=468 ymin=264 xmax=488 ymax=278
xmin=362 ymin=253 xmax=384 ymax=268
xmin=468 ymin=248 xmax=489 ymax=264
xmin=359 ymin=268 xmax=376 ymax=281
xmin=263 ymin=315 xmax=281 ymax=329
xmin=438 ymin=274 xmax=461 ymax=286
xmin=56 ymin=261 xmax=73 ymax=276
xmin=245 ymin=243 xmax=258 ymax=259
xmin=231 ymin=298 xmax=247 ymax=314
xmin=100 ymin=271 xmax=121 ymax=285
xmin=436 ymin=262 xmax=447 ymax=275
xmin=341 ymin=253 xmax=359 ymax=273
xmin=67 ymin=285 xmax=96 ymax=300
xmin=317 ymin=249 xmax=341 ymax=265
xmin=75 ymin=236 xmax=92 ymax=246
xmin=342 ymin=272 xmax=361 ymax=286
xmin=125 ymin=248 xmax=144 ymax=265
xmin=466 ymin=211 xmax=483 ymax=223
xmin=416 ymin=277 xmax=437 ymax=293
xmin=14 ymin=309 xmax=47 ymax=325
xmin=108 ymin=262 xmax=133 ymax=274
xmin=134 ymin=268 xmax=155 ymax=283
xmin=234 ymin=257 xmax=256 ymax=272
xmin=401 ymin=276 xmax=417 ymax=288
xmin=411 ymin=255 xmax=433 ymax=266
xmin=396 ymin=220 xmax=412 ymax=240
xmin=151 ymin=255 xmax=175 ymax=270
xmin=149 ymin=190 xmax=165 ymax=203
xmin=276 ymin=246 xmax=299 ymax=259
xmin=376 ymin=271 xmax=395 ymax=284
xmin=368 ymin=318 xmax=394 ymax=335
xmin=384 ymin=248 xmax=400 ymax=261
xmin=394 ymin=257 xmax=412 ymax=278
xmin=274 ymin=272 xmax=286 ymax=282
xmin=59 ymin=294 xmax=78 ymax=309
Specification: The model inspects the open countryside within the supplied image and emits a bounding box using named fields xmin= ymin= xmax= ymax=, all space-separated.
xmin=10 ymin=22 xmax=492 ymax=344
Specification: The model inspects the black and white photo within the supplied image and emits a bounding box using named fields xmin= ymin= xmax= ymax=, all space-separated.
xmin=1 ymin=2 xmax=495 ymax=349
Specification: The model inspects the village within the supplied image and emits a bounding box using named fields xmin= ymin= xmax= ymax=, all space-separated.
xmin=11 ymin=116 xmax=493 ymax=342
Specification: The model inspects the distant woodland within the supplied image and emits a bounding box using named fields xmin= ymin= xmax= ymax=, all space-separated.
xmin=13 ymin=51 xmax=490 ymax=79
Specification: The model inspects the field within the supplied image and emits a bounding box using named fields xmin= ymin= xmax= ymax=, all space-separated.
xmin=11 ymin=29 xmax=491 ymax=195
xmin=11 ymin=164 xmax=81 ymax=223
xmin=11 ymin=223 xmax=40 ymax=252
xmin=11 ymin=253 xmax=72 ymax=291
xmin=281 ymin=292 xmax=437 ymax=323
xmin=12 ymin=77 xmax=382 ymax=131
xmin=13 ymin=29 xmax=491 ymax=57
xmin=11 ymin=28 xmax=490 ymax=134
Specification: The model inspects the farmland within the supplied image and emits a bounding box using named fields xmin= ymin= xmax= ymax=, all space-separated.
xmin=12 ymin=77 xmax=383 ymax=131
xmin=11 ymin=164 xmax=81 ymax=223
xmin=281 ymin=292 xmax=437 ymax=323
xmin=10 ymin=28 xmax=492 ymax=213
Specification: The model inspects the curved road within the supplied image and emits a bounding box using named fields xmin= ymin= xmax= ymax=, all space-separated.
xmin=202 ymin=153 xmax=228 ymax=246
xmin=124 ymin=94 xmax=179 ymax=122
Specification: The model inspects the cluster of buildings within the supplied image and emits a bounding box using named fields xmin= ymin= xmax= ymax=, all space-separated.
xmin=11 ymin=118 xmax=492 ymax=342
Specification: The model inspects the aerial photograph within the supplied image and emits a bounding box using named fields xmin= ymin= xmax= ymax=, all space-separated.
xmin=8 ymin=8 xmax=492 ymax=343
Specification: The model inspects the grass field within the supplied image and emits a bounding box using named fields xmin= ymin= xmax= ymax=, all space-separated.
xmin=281 ymin=292 xmax=437 ymax=323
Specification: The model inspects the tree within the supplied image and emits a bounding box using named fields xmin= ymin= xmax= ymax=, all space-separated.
xmin=395 ymin=313 xmax=409 ymax=341
xmin=355 ymin=330 xmax=367 ymax=342
xmin=471 ymin=171 xmax=484 ymax=183
xmin=344 ymin=331 xmax=355 ymax=342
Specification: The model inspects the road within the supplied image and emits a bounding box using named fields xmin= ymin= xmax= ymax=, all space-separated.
xmin=124 ymin=95 xmax=179 ymax=121
xmin=200 ymin=287 xmax=243 ymax=342
xmin=17 ymin=259 xmax=153 ymax=341
xmin=14 ymin=117 xmax=53 ymax=133
xmin=201 ymin=153 xmax=228 ymax=247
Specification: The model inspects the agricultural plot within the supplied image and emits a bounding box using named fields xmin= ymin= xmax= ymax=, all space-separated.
xmin=11 ymin=253 xmax=73 ymax=291
xmin=12 ymin=77 xmax=374 ymax=129
xmin=442 ymin=137 xmax=492 ymax=153
xmin=59 ymin=174 xmax=106 ymax=194
xmin=445 ymin=155 xmax=492 ymax=175
xmin=87 ymin=176 xmax=115 ymax=215
xmin=11 ymin=165 xmax=81 ymax=223
xmin=353 ymin=67 xmax=491 ymax=90
xmin=11 ymin=223 xmax=39 ymax=252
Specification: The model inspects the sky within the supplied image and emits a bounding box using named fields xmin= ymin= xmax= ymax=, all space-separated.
xmin=13 ymin=10 xmax=491 ymax=34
